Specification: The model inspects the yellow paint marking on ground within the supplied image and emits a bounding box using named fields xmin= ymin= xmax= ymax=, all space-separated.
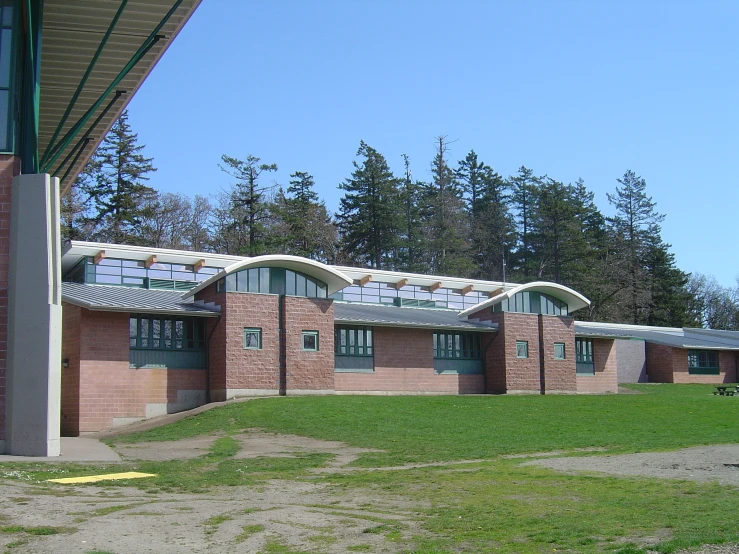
xmin=48 ymin=472 xmax=157 ymax=484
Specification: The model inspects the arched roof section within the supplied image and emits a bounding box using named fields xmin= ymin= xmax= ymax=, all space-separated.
xmin=458 ymin=281 xmax=591 ymax=318
xmin=182 ymin=255 xmax=353 ymax=299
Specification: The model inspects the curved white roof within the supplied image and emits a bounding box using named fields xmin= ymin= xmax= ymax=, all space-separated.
xmin=458 ymin=281 xmax=591 ymax=318
xmin=182 ymin=255 xmax=353 ymax=299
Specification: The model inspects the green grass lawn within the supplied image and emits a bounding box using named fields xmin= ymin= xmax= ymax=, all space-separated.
xmin=112 ymin=384 xmax=739 ymax=467
xmin=2 ymin=384 xmax=739 ymax=553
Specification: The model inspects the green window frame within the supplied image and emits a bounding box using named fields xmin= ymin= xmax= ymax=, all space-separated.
xmin=554 ymin=342 xmax=566 ymax=360
xmin=576 ymin=338 xmax=595 ymax=375
xmin=335 ymin=326 xmax=373 ymax=356
xmin=516 ymin=340 xmax=528 ymax=359
xmin=129 ymin=315 xmax=206 ymax=369
xmin=129 ymin=315 xmax=205 ymax=351
xmin=433 ymin=332 xmax=481 ymax=360
xmin=0 ymin=1 xmax=15 ymax=153
xmin=302 ymin=330 xmax=319 ymax=351
xmin=688 ymin=350 xmax=719 ymax=375
xmin=243 ymin=328 xmax=262 ymax=350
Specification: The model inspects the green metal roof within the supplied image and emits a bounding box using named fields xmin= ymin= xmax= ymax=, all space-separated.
xmin=36 ymin=0 xmax=201 ymax=188
xmin=62 ymin=282 xmax=219 ymax=317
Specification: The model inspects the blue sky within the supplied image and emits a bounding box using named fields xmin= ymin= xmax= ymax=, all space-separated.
xmin=127 ymin=0 xmax=738 ymax=286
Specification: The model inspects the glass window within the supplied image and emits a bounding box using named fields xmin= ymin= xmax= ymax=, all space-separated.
xmin=576 ymin=338 xmax=594 ymax=375
xmin=554 ymin=342 xmax=566 ymax=360
xmin=243 ymin=328 xmax=262 ymax=350
xmin=130 ymin=316 xmax=204 ymax=351
xmin=688 ymin=350 xmax=719 ymax=375
xmin=516 ymin=341 xmax=528 ymax=359
xmin=576 ymin=338 xmax=593 ymax=363
xmin=302 ymin=330 xmax=319 ymax=351
xmin=433 ymin=332 xmax=481 ymax=359
xmin=335 ymin=326 xmax=373 ymax=356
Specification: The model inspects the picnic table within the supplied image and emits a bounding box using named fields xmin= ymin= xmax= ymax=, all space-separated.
xmin=713 ymin=385 xmax=739 ymax=396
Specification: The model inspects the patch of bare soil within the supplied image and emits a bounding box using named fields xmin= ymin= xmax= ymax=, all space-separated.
xmin=524 ymin=444 xmax=739 ymax=486
xmin=112 ymin=430 xmax=383 ymax=465
xmin=0 ymin=478 xmax=427 ymax=554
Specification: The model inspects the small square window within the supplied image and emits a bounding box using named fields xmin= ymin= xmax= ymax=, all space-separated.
xmin=243 ymin=328 xmax=262 ymax=349
xmin=554 ymin=342 xmax=566 ymax=360
xmin=302 ymin=330 xmax=319 ymax=351
xmin=516 ymin=341 xmax=528 ymax=359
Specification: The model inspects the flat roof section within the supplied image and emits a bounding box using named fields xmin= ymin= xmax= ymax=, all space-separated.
xmin=575 ymin=322 xmax=739 ymax=350
xmin=334 ymin=302 xmax=498 ymax=332
xmin=62 ymin=282 xmax=220 ymax=317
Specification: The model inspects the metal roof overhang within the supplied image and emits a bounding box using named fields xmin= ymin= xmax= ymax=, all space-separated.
xmin=37 ymin=0 xmax=201 ymax=191
xmin=183 ymin=255 xmax=355 ymax=298
xmin=62 ymin=240 xmax=244 ymax=273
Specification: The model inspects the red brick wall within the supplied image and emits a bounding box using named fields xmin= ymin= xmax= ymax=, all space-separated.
xmin=223 ymin=292 xmax=280 ymax=394
xmin=0 ymin=154 xmax=19 ymax=442
xmin=500 ymin=312 xmax=541 ymax=393
xmin=61 ymin=308 xmax=207 ymax=433
xmin=577 ymin=338 xmax=618 ymax=393
xmin=285 ymin=296 xmax=334 ymax=392
xmin=61 ymin=303 xmax=82 ymax=435
xmin=196 ymin=285 xmax=227 ymax=397
xmin=645 ymin=343 xmax=675 ymax=383
xmin=646 ymin=344 xmax=737 ymax=384
xmin=540 ymin=315 xmax=576 ymax=392
xmin=334 ymin=327 xmax=484 ymax=394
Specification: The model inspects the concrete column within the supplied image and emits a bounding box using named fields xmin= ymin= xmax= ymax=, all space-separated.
xmin=5 ymin=173 xmax=61 ymax=456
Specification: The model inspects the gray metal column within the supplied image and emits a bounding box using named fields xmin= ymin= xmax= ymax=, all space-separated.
xmin=5 ymin=173 xmax=61 ymax=456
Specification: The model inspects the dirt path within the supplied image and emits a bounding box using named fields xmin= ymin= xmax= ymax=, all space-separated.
xmin=2 ymin=432 xmax=739 ymax=553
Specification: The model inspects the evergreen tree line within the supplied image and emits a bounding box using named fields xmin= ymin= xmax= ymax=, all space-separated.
xmin=62 ymin=111 xmax=739 ymax=329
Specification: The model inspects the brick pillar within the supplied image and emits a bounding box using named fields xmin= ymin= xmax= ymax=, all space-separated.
xmin=0 ymin=155 xmax=20 ymax=452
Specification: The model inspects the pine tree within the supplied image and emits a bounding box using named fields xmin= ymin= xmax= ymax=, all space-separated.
xmin=336 ymin=141 xmax=402 ymax=269
xmin=423 ymin=136 xmax=470 ymax=276
xmin=79 ymin=110 xmax=156 ymax=243
xmin=457 ymin=151 xmax=511 ymax=281
xmin=607 ymin=170 xmax=665 ymax=324
xmin=275 ymin=171 xmax=337 ymax=261
xmin=219 ymin=154 xmax=278 ymax=256
xmin=531 ymin=178 xmax=580 ymax=283
xmin=398 ymin=154 xmax=426 ymax=273
xmin=509 ymin=166 xmax=539 ymax=280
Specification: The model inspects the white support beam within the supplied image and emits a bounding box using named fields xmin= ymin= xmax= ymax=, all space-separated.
xmin=6 ymin=174 xmax=62 ymax=456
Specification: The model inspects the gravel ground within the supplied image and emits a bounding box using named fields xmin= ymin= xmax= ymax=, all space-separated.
xmin=524 ymin=444 xmax=739 ymax=486
xmin=1 ymin=437 xmax=738 ymax=553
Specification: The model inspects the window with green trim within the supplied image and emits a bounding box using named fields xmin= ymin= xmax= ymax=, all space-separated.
xmin=576 ymin=338 xmax=594 ymax=375
xmin=0 ymin=1 xmax=14 ymax=153
xmin=433 ymin=332 xmax=481 ymax=359
xmin=688 ymin=350 xmax=719 ymax=375
xmin=218 ymin=267 xmax=328 ymax=299
xmin=516 ymin=340 xmax=529 ymax=359
xmin=129 ymin=315 xmax=207 ymax=369
xmin=492 ymin=291 xmax=569 ymax=316
xmin=302 ymin=330 xmax=319 ymax=351
xmin=129 ymin=315 xmax=204 ymax=350
xmin=335 ymin=326 xmax=373 ymax=356
xmin=554 ymin=342 xmax=566 ymax=360
xmin=243 ymin=328 xmax=262 ymax=350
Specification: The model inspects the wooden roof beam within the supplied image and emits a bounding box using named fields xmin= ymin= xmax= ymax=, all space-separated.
xmin=461 ymin=285 xmax=474 ymax=295
xmin=487 ymin=287 xmax=504 ymax=298
xmin=394 ymin=278 xmax=408 ymax=290
xmin=193 ymin=259 xmax=206 ymax=272
xmin=145 ymin=255 xmax=158 ymax=268
xmin=93 ymin=250 xmax=106 ymax=265
xmin=428 ymin=281 xmax=442 ymax=292
xmin=359 ymin=275 xmax=372 ymax=286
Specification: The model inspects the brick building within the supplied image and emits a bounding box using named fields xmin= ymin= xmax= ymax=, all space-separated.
xmin=46 ymin=239 xmax=732 ymax=435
